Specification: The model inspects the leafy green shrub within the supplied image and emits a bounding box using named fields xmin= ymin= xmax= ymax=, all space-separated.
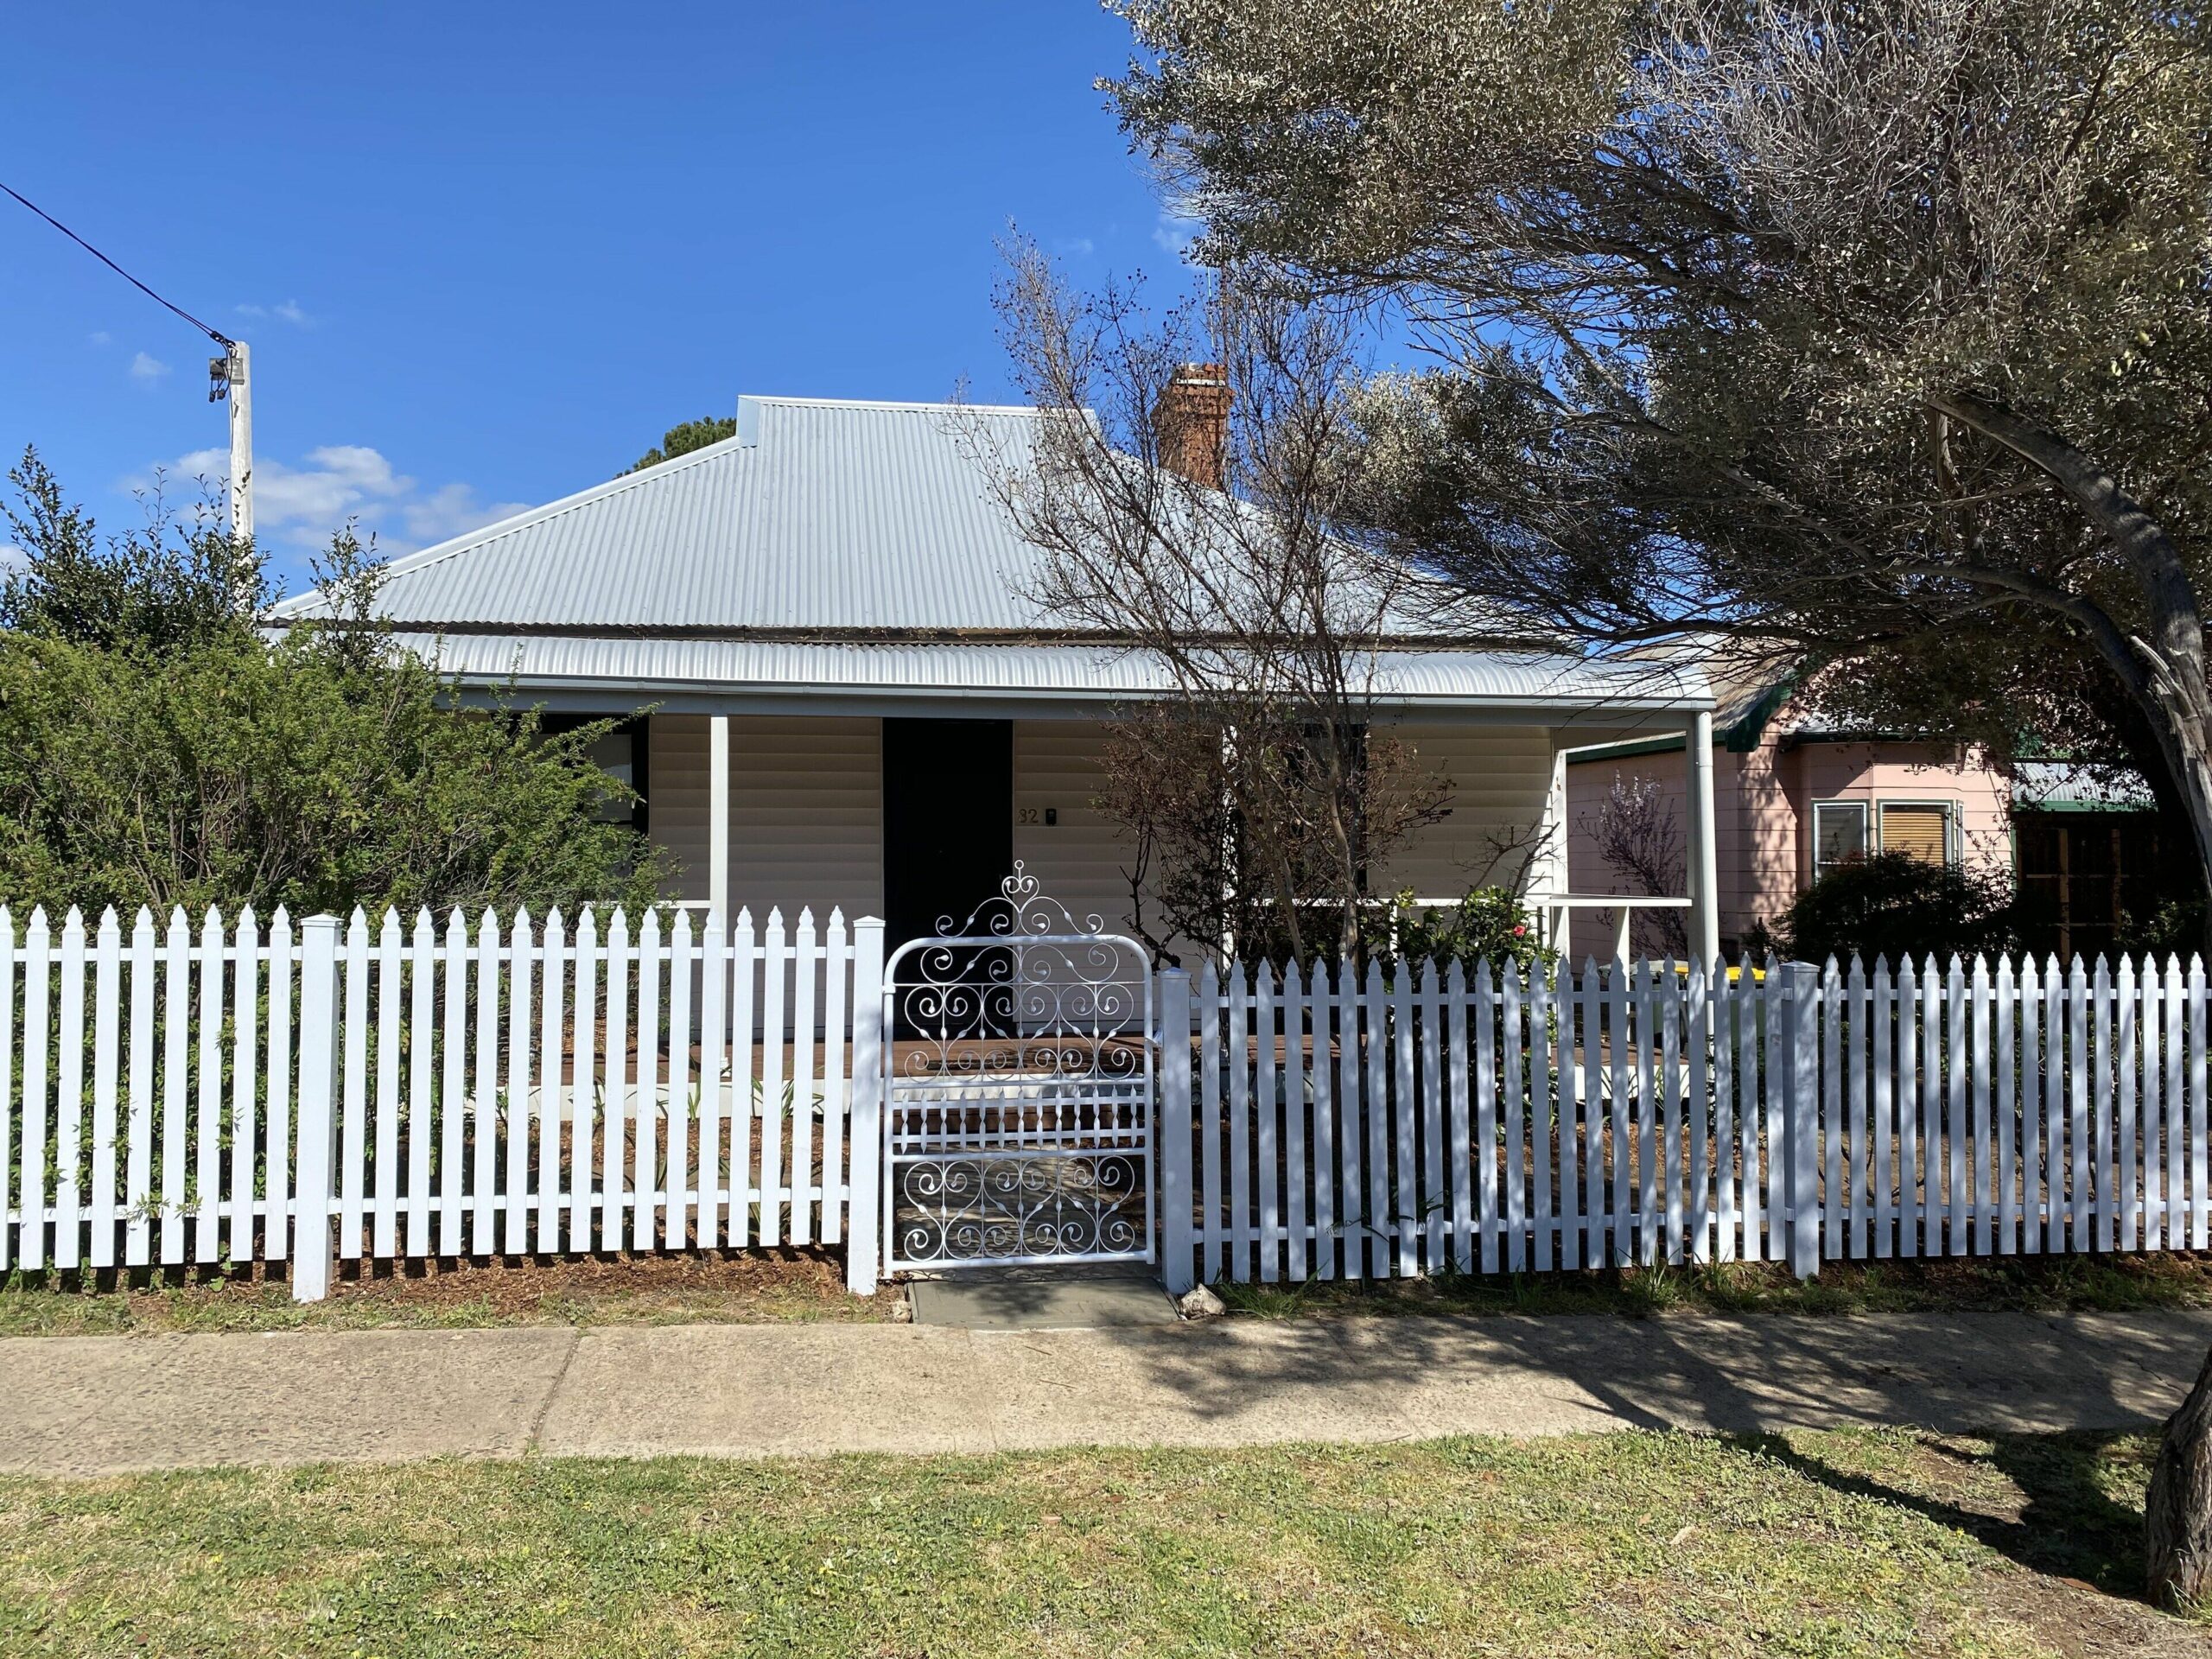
xmin=1365 ymin=886 xmax=1553 ymax=976
xmin=2120 ymin=893 xmax=2209 ymax=963
xmin=0 ymin=631 xmax=662 ymax=918
xmin=0 ymin=449 xmax=664 ymax=918
xmin=1762 ymin=852 xmax=2014 ymax=967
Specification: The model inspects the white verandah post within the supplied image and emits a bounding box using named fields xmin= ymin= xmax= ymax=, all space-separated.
xmin=709 ymin=714 xmax=731 ymax=924
xmin=1685 ymin=709 xmax=1721 ymax=967
xmin=1539 ymin=742 xmax=1569 ymax=923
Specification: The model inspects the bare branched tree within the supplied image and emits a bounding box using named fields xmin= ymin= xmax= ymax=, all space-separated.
xmin=1094 ymin=707 xmax=1257 ymax=966
xmin=977 ymin=247 xmax=1452 ymax=963
xmin=1580 ymin=774 xmax=1689 ymax=957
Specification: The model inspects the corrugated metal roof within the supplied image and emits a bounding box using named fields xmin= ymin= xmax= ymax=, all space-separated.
xmin=276 ymin=393 xmax=1709 ymax=712
xmin=276 ymin=397 xmax=1123 ymax=632
xmin=397 ymin=632 xmax=1705 ymax=710
xmin=2014 ymin=761 xmax=2156 ymax=812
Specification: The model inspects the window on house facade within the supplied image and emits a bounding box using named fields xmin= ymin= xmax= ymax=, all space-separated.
xmin=1879 ymin=801 xmax=1955 ymax=866
xmin=1812 ymin=800 xmax=1868 ymax=880
xmin=580 ymin=728 xmax=638 ymax=825
xmin=537 ymin=713 xmax=648 ymax=835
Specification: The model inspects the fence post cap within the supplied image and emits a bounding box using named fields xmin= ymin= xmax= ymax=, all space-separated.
xmin=300 ymin=912 xmax=344 ymax=932
xmin=1158 ymin=966 xmax=1192 ymax=982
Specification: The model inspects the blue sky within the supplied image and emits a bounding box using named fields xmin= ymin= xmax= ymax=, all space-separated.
xmin=0 ymin=3 xmax=1198 ymax=589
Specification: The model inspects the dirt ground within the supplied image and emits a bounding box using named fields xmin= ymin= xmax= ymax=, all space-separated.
xmin=0 ymin=1248 xmax=900 ymax=1334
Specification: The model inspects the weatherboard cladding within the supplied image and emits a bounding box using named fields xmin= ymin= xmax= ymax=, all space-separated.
xmin=280 ymin=394 xmax=1708 ymax=710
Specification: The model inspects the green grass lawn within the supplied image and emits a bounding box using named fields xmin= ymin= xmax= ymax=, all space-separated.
xmin=0 ymin=1429 xmax=2197 ymax=1657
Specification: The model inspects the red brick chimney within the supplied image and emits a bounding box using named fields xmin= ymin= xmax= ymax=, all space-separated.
xmin=1152 ymin=362 xmax=1231 ymax=489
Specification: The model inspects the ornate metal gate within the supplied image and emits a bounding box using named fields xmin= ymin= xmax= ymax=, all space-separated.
xmin=882 ymin=865 xmax=1154 ymax=1271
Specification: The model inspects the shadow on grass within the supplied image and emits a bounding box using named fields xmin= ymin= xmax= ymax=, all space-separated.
xmin=1758 ymin=1428 xmax=2157 ymax=1603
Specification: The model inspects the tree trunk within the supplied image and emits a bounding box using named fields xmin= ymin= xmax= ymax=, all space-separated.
xmin=1272 ymin=862 xmax=1306 ymax=962
xmin=2150 ymin=1344 xmax=2212 ymax=1608
xmin=1933 ymin=391 xmax=2212 ymax=1572
xmin=2138 ymin=671 xmax=2212 ymax=962
xmin=2099 ymin=636 xmax=2212 ymax=960
xmin=1929 ymin=388 xmax=2212 ymax=957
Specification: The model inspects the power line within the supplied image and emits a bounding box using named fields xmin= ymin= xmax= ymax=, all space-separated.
xmin=0 ymin=180 xmax=234 ymax=347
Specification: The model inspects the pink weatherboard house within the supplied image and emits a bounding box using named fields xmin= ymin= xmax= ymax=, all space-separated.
xmin=1564 ymin=669 xmax=2028 ymax=962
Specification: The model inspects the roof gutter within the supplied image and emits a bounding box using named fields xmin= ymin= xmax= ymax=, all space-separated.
xmin=265 ymin=617 xmax=1574 ymax=652
xmin=442 ymin=674 xmax=1710 ymax=724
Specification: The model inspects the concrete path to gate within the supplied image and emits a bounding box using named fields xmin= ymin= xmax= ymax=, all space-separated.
xmin=5 ymin=1307 xmax=2210 ymax=1477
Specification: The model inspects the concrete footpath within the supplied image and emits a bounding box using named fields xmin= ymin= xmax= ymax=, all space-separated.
xmin=3 ymin=1309 xmax=2208 ymax=1478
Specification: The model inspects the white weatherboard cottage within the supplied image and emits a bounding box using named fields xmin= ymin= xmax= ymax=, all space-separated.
xmin=277 ymin=392 xmax=1720 ymax=960
xmin=56 ymin=393 xmax=2158 ymax=1306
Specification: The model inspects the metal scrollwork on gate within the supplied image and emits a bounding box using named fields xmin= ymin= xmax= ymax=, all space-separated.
xmin=883 ymin=863 xmax=1154 ymax=1271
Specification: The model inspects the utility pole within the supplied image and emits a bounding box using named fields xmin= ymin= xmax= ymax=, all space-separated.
xmin=210 ymin=340 xmax=251 ymax=543
xmin=0 ymin=181 xmax=251 ymax=543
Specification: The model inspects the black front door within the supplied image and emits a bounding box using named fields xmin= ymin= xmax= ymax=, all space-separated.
xmin=882 ymin=718 xmax=1014 ymax=955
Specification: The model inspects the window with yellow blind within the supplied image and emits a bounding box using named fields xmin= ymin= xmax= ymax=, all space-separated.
xmin=1879 ymin=802 xmax=1955 ymax=865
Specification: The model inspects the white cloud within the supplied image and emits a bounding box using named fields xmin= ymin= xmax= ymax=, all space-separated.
xmin=0 ymin=544 xmax=24 ymax=574
xmin=234 ymin=299 xmax=312 ymax=327
xmin=152 ymin=443 xmax=528 ymax=556
xmin=88 ymin=330 xmax=111 ymax=347
xmin=1153 ymin=209 xmax=1201 ymax=257
xmin=400 ymin=481 xmax=532 ymax=545
xmin=1053 ymin=235 xmax=1096 ymax=258
xmin=129 ymin=352 xmax=169 ymax=383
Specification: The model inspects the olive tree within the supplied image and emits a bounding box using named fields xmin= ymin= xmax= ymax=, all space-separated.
xmin=1111 ymin=0 xmax=2212 ymax=929
xmin=1104 ymin=0 xmax=2212 ymax=1597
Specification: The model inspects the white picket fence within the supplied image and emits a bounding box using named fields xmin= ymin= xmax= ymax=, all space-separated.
xmin=14 ymin=898 xmax=2212 ymax=1303
xmin=0 ymin=904 xmax=887 ymax=1299
xmin=1158 ymin=953 xmax=2212 ymax=1290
